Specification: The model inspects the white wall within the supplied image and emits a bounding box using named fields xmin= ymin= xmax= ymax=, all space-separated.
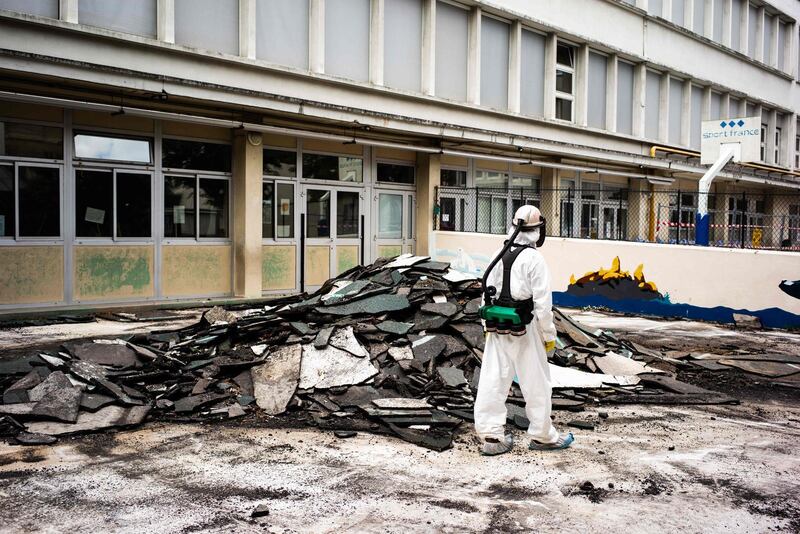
xmin=432 ymin=230 xmax=800 ymax=321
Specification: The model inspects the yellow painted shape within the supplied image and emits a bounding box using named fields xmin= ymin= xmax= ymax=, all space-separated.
xmin=162 ymin=121 xmax=232 ymax=141
xmin=162 ymin=245 xmax=232 ymax=297
xmin=378 ymin=245 xmax=402 ymax=258
xmin=73 ymin=110 xmax=154 ymax=133
xmin=0 ymin=246 xmax=63 ymax=304
xmin=336 ymin=245 xmax=359 ymax=275
xmin=569 ymin=274 xmax=576 ymax=285
xmin=262 ymin=245 xmax=296 ymax=291
xmin=305 ymin=246 xmax=330 ymax=286
xmin=0 ymin=101 xmax=62 ymax=122
xmin=74 ymin=246 xmax=154 ymax=300
xmin=610 ymin=256 xmax=620 ymax=272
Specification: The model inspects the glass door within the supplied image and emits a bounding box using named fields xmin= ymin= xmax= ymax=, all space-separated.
xmin=302 ymin=186 xmax=363 ymax=291
xmin=374 ymin=191 xmax=415 ymax=259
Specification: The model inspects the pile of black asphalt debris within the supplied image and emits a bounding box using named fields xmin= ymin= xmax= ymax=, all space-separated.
xmin=0 ymin=254 xmax=742 ymax=451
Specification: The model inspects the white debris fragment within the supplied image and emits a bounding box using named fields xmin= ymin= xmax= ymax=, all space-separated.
xmin=548 ymin=364 xmax=640 ymax=388
xmin=388 ymin=346 xmax=414 ymax=361
xmin=329 ymin=326 xmax=369 ymax=358
xmin=443 ymin=269 xmax=478 ymax=283
xmin=383 ymin=253 xmax=430 ymax=269
xmin=251 ymin=344 xmax=267 ymax=356
xmin=299 ymin=344 xmax=378 ymax=389
xmin=252 ymin=345 xmax=302 ymax=415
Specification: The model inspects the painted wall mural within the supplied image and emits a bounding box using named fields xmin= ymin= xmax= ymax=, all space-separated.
xmin=780 ymin=280 xmax=800 ymax=300
xmin=567 ymin=257 xmax=662 ymax=301
xmin=432 ymin=232 xmax=800 ymax=329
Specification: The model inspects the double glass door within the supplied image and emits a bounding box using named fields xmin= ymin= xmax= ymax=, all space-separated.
xmin=303 ymin=185 xmax=362 ymax=290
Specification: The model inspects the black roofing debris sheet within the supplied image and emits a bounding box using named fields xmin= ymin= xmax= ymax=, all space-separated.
xmin=0 ymin=252 xmax=769 ymax=450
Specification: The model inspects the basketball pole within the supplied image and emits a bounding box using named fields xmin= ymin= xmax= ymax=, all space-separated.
xmin=696 ymin=144 xmax=737 ymax=246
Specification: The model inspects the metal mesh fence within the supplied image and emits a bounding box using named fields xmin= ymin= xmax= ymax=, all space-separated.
xmin=435 ymin=186 xmax=800 ymax=252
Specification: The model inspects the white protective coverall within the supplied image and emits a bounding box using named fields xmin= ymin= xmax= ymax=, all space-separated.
xmin=473 ymin=217 xmax=560 ymax=444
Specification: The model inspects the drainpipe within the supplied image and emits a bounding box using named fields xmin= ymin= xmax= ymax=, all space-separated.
xmin=696 ymin=145 xmax=737 ymax=246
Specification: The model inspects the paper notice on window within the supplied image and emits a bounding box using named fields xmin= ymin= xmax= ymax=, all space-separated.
xmin=174 ymin=205 xmax=185 ymax=224
xmin=280 ymin=199 xmax=291 ymax=216
xmin=442 ymin=214 xmax=450 ymax=222
xmin=0 ymin=215 xmax=5 ymax=236
xmin=85 ymin=207 xmax=105 ymax=224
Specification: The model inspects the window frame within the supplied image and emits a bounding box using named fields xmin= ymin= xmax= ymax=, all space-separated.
xmin=162 ymin=171 xmax=232 ymax=243
xmin=440 ymin=166 xmax=468 ymax=188
xmin=555 ymin=41 xmax=576 ymax=122
xmin=0 ymin=160 xmax=63 ymax=243
xmin=300 ymin=149 xmax=365 ymax=184
xmin=161 ymin=135 xmax=233 ymax=174
xmin=73 ymin=130 xmax=154 ymax=166
xmin=375 ymin=158 xmax=416 ymax=188
xmin=73 ymin=165 xmax=153 ymax=243
xmin=262 ymin=144 xmax=298 ymax=243
xmin=774 ymin=126 xmax=782 ymax=165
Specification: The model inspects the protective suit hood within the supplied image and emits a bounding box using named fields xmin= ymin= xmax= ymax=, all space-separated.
xmin=509 ymin=205 xmax=545 ymax=248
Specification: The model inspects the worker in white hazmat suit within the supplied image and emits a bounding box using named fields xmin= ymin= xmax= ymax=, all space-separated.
xmin=474 ymin=205 xmax=574 ymax=456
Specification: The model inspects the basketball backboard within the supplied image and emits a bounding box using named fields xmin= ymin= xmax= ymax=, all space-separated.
xmin=700 ymin=116 xmax=761 ymax=165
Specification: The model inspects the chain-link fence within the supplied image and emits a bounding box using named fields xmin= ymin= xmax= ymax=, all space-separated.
xmin=435 ymin=186 xmax=800 ymax=252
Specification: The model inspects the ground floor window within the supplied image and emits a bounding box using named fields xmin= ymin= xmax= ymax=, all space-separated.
xmin=164 ymin=175 xmax=229 ymax=239
xmin=0 ymin=162 xmax=61 ymax=238
xmin=441 ymin=168 xmax=466 ymax=187
xmin=75 ymin=169 xmax=151 ymax=238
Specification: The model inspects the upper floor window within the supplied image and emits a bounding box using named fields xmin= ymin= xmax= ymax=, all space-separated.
xmin=256 ymin=0 xmax=309 ymax=69
xmin=555 ymin=43 xmax=575 ymax=122
xmin=0 ymin=0 xmax=58 ymax=18
xmin=78 ymin=0 xmax=157 ymax=38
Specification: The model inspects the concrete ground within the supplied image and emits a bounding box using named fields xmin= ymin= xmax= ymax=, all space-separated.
xmin=1 ymin=310 xmax=799 ymax=533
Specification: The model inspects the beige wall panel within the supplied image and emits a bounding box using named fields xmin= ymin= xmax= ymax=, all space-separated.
xmin=262 ymin=245 xmax=296 ymax=291
xmin=74 ymin=246 xmax=154 ymax=301
xmin=305 ymin=245 xmax=330 ymax=286
xmin=162 ymin=245 xmax=232 ymax=297
xmin=599 ymin=174 xmax=629 ymax=186
xmin=0 ymin=101 xmax=62 ymax=122
xmin=511 ymin=163 xmax=541 ymax=175
xmin=336 ymin=245 xmax=359 ymax=275
xmin=440 ymin=154 xmax=468 ymax=167
xmin=162 ymin=121 xmax=232 ymax=141
xmin=0 ymin=246 xmax=63 ymax=304
xmin=263 ymin=134 xmax=297 ymax=149
xmin=72 ymin=110 xmax=154 ymax=133
xmin=375 ymin=147 xmax=417 ymax=162
xmin=303 ymin=138 xmax=363 ymax=156
xmin=475 ymin=159 xmax=510 ymax=172
xmin=377 ymin=245 xmax=402 ymax=258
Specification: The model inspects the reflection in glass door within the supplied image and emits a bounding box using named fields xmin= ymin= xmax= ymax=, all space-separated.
xmin=374 ymin=191 xmax=415 ymax=258
xmin=302 ymin=186 xmax=362 ymax=290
